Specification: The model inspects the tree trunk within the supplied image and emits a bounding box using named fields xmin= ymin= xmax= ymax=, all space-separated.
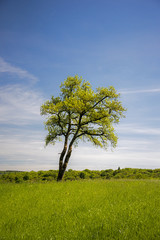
xmin=57 ymin=168 xmax=64 ymax=181
xmin=57 ymin=166 xmax=66 ymax=181
xmin=57 ymin=145 xmax=72 ymax=181
xmin=57 ymin=116 xmax=80 ymax=181
xmin=57 ymin=138 xmax=68 ymax=181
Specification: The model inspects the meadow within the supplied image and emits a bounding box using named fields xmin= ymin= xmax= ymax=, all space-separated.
xmin=0 ymin=180 xmax=160 ymax=240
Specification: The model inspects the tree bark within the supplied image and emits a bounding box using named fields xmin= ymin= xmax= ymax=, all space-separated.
xmin=57 ymin=137 xmax=68 ymax=181
xmin=57 ymin=145 xmax=72 ymax=181
xmin=57 ymin=113 xmax=82 ymax=181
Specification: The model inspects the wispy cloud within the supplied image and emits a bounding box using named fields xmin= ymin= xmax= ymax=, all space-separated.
xmin=70 ymin=137 xmax=160 ymax=170
xmin=0 ymin=128 xmax=61 ymax=171
xmin=1 ymin=130 xmax=160 ymax=171
xmin=0 ymin=57 xmax=38 ymax=83
xmin=117 ymin=124 xmax=160 ymax=136
xmin=0 ymin=84 xmax=44 ymax=125
xmin=120 ymin=88 xmax=160 ymax=94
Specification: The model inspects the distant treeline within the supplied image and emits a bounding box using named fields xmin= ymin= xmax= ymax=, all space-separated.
xmin=0 ymin=168 xmax=160 ymax=183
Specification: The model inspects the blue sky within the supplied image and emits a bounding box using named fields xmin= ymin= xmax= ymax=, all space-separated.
xmin=0 ymin=0 xmax=160 ymax=171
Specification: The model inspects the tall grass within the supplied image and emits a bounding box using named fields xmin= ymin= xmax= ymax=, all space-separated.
xmin=0 ymin=180 xmax=160 ymax=239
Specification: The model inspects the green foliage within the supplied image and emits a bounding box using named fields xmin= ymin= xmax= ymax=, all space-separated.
xmin=1 ymin=168 xmax=160 ymax=183
xmin=0 ymin=180 xmax=160 ymax=239
xmin=41 ymin=75 xmax=126 ymax=149
xmin=101 ymin=169 xmax=113 ymax=179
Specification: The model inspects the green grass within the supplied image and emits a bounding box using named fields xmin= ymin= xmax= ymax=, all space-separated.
xmin=0 ymin=180 xmax=160 ymax=240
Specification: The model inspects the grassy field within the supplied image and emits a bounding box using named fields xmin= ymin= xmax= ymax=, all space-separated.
xmin=0 ymin=180 xmax=160 ymax=240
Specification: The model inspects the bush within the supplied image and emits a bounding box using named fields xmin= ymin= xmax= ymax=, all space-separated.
xmin=79 ymin=171 xmax=90 ymax=179
xmin=1 ymin=168 xmax=160 ymax=183
xmin=15 ymin=175 xmax=23 ymax=183
xmin=23 ymin=173 xmax=29 ymax=181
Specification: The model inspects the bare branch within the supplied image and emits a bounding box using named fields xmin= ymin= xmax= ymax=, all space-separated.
xmin=76 ymin=130 xmax=105 ymax=138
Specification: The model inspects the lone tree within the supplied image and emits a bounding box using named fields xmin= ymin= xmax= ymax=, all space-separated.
xmin=41 ymin=75 xmax=126 ymax=181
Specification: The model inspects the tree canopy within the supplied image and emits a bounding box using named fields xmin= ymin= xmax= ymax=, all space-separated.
xmin=40 ymin=75 xmax=126 ymax=180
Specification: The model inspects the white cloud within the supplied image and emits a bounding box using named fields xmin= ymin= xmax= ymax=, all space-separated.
xmin=117 ymin=123 xmax=160 ymax=136
xmin=0 ymin=128 xmax=62 ymax=171
xmin=0 ymin=126 xmax=160 ymax=171
xmin=0 ymin=57 xmax=38 ymax=83
xmin=0 ymin=84 xmax=44 ymax=125
xmin=120 ymin=88 xmax=160 ymax=94
xmin=70 ymin=137 xmax=160 ymax=170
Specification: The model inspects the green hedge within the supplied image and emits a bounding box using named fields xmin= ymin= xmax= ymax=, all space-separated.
xmin=0 ymin=168 xmax=160 ymax=183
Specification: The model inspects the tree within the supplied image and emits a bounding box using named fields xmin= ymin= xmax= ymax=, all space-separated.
xmin=40 ymin=75 xmax=126 ymax=181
